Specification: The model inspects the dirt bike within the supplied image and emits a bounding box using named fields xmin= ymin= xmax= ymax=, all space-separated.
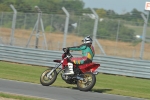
xmin=40 ymin=48 xmax=100 ymax=91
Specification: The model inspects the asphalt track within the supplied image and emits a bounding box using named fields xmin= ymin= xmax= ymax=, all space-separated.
xmin=0 ymin=79 xmax=145 ymax=100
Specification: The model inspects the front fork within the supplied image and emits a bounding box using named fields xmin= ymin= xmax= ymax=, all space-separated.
xmin=46 ymin=62 xmax=62 ymax=78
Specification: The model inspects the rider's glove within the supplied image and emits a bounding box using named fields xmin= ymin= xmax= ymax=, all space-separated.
xmin=66 ymin=47 xmax=70 ymax=53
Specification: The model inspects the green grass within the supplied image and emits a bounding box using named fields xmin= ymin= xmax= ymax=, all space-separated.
xmin=125 ymin=24 xmax=150 ymax=37
xmin=0 ymin=61 xmax=150 ymax=99
xmin=0 ymin=92 xmax=46 ymax=100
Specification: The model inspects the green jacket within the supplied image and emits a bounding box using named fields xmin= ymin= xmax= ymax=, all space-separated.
xmin=69 ymin=44 xmax=95 ymax=60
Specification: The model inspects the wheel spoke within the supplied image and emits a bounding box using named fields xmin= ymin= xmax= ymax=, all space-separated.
xmin=40 ymin=69 xmax=57 ymax=86
xmin=78 ymin=74 xmax=93 ymax=88
xmin=77 ymin=72 xmax=96 ymax=91
xmin=41 ymin=70 xmax=54 ymax=83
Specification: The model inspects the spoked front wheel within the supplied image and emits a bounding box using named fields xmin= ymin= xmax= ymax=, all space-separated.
xmin=40 ymin=69 xmax=57 ymax=86
xmin=77 ymin=72 xmax=96 ymax=91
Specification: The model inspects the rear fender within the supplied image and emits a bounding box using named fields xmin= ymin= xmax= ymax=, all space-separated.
xmin=90 ymin=63 xmax=100 ymax=72
xmin=79 ymin=63 xmax=100 ymax=73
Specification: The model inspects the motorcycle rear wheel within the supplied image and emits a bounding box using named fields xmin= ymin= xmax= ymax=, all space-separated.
xmin=77 ymin=72 xmax=96 ymax=91
xmin=40 ymin=69 xmax=57 ymax=86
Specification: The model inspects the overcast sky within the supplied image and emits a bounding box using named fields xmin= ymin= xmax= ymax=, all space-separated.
xmin=82 ymin=0 xmax=150 ymax=14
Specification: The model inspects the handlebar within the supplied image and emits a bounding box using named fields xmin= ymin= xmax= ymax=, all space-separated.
xmin=63 ymin=48 xmax=68 ymax=53
xmin=62 ymin=48 xmax=73 ymax=58
xmin=63 ymin=48 xmax=66 ymax=52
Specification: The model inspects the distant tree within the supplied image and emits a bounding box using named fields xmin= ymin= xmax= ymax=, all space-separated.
xmin=61 ymin=0 xmax=84 ymax=15
xmin=106 ymin=10 xmax=117 ymax=19
xmin=97 ymin=19 xmax=135 ymax=41
xmin=15 ymin=0 xmax=32 ymax=13
xmin=96 ymin=8 xmax=107 ymax=18
xmin=2 ymin=0 xmax=15 ymax=5
xmin=0 ymin=0 xmax=4 ymax=3
xmin=119 ymin=26 xmax=135 ymax=42
xmin=0 ymin=0 xmax=15 ymax=12
xmin=129 ymin=9 xmax=142 ymax=21
xmin=37 ymin=0 xmax=84 ymax=14
xmin=0 ymin=4 xmax=11 ymax=12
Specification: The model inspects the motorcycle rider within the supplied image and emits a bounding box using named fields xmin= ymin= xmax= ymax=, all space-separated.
xmin=65 ymin=36 xmax=95 ymax=75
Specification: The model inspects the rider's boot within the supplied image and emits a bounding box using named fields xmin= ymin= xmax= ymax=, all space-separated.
xmin=64 ymin=62 xmax=74 ymax=75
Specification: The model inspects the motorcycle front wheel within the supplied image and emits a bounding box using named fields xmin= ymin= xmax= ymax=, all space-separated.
xmin=40 ymin=69 xmax=57 ymax=86
xmin=77 ymin=72 xmax=96 ymax=91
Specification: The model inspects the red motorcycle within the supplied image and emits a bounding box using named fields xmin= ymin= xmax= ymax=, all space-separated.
xmin=40 ymin=48 xmax=100 ymax=91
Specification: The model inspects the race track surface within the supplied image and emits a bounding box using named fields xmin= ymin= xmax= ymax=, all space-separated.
xmin=0 ymin=79 xmax=145 ymax=100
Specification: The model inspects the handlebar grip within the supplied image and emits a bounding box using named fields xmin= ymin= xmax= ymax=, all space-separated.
xmin=63 ymin=48 xmax=66 ymax=52
xmin=63 ymin=48 xmax=70 ymax=53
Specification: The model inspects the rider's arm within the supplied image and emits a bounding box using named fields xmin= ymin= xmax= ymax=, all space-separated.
xmin=69 ymin=44 xmax=87 ymax=51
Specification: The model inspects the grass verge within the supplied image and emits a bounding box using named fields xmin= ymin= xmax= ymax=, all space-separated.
xmin=0 ymin=61 xmax=150 ymax=99
xmin=0 ymin=92 xmax=46 ymax=100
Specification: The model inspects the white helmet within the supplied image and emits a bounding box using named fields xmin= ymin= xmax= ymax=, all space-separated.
xmin=82 ymin=36 xmax=93 ymax=44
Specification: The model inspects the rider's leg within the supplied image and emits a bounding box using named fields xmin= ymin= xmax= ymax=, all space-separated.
xmin=83 ymin=58 xmax=92 ymax=64
xmin=64 ymin=62 xmax=74 ymax=75
xmin=64 ymin=57 xmax=89 ymax=75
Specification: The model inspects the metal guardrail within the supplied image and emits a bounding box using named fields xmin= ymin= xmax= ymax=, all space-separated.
xmin=0 ymin=45 xmax=150 ymax=79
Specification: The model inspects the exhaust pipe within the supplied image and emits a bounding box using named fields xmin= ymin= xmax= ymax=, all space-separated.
xmin=76 ymin=76 xmax=84 ymax=81
xmin=93 ymin=71 xmax=99 ymax=75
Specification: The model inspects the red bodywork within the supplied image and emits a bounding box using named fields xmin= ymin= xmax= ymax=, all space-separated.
xmin=53 ymin=53 xmax=100 ymax=73
xmin=78 ymin=63 xmax=100 ymax=73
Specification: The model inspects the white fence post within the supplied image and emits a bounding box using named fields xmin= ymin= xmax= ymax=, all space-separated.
xmin=10 ymin=4 xmax=17 ymax=46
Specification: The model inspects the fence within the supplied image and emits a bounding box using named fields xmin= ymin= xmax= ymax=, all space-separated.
xmin=0 ymin=45 xmax=150 ymax=79
xmin=0 ymin=10 xmax=150 ymax=60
